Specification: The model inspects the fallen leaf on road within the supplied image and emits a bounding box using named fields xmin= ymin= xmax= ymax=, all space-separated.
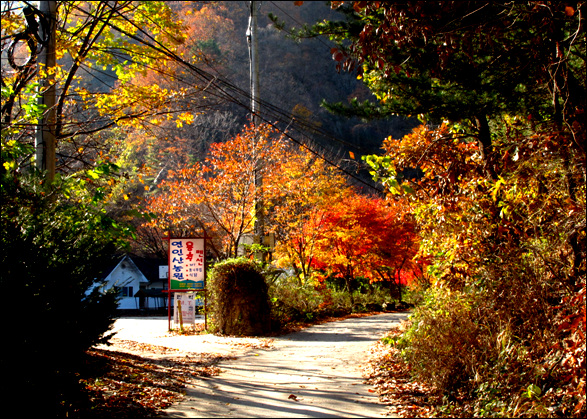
xmin=228 ymin=338 xmax=275 ymax=349
xmin=74 ymin=341 xmax=230 ymax=417
xmin=288 ymin=394 xmax=299 ymax=401
xmin=362 ymin=327 xmax=439 ymax=418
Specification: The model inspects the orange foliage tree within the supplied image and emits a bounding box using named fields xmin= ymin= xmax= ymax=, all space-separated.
xmin=264 ymin=147 xmax=352 ymax=284
xmin=144 ymin=122 xmax=424 ymax=299
xmin=311 ymin=194 xmax=420 ymax=296
xmin=145 ymin=123 xmax=285 ymax=258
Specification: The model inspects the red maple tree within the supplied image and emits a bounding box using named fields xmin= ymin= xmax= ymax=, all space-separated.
xmin=312 ymin=194 xmax=421 ymax=295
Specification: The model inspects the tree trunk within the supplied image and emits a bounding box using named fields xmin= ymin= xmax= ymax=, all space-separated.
xmin=475 ymin=114 xmax=497 ymax=180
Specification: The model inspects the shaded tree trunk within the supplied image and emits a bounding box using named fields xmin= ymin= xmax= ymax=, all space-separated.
xmin=475 ymin=114 xmax=497 ymax=180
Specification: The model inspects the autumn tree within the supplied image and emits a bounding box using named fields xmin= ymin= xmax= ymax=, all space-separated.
xmin=145 ymin=123 xmax=288 ymax=259
xmin=305 ymin=1 xmax=586 ymax=416
xmin=296 ymin=1 xmax=585 ymax=177
xmin=1 ymin=1 xmax=195 ymax=180
xmin=311 ymin=194 xmax=420 ymax=298
xmin=145 ymin=121 xmax=376 ymax=282
xmin=265 ymin=146 xmax=353 ymax=284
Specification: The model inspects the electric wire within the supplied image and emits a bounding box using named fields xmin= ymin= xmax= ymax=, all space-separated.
xmin=91 ymin=3 xmax=374 ymax=145
xmin=103 ymin=3 xmax=384 ymax=192
xmin=6 ymin=2 xmax=384 ymax=193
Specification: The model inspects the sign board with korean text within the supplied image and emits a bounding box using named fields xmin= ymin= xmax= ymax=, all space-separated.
xmin=173 ymin=292 xmax=196 ymax=325
xmin=168 ymin=238 xmax=205 ymax=291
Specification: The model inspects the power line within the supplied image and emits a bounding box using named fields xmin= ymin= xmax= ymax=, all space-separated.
xmin=67 ymin=2 xmax=385 ymax=193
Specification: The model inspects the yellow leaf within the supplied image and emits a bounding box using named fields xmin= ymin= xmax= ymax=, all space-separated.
xmin=3 ymin=161 xmax=16 ymax=171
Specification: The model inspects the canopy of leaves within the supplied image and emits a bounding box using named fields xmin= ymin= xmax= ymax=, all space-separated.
xmin=311 ymin=194 xmax=420 ymax=289
xmin=265 ymin=143 xmax=354 ymax=284
xmin=145 ymin=123 xmax=288 ymax=258
xmin=1 ymin=1 xmax=190 ymax=176
xmin=308 ymin=1 xmax=586 ymax=416
xmin=312 ymin=2 xmax=585 ymax=126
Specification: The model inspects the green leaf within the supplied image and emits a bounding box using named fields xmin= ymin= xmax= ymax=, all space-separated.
xmin=402 ymin=184 xmax=415 ymax=195
xmin=525 ymin=384 xmax=542 ymax=399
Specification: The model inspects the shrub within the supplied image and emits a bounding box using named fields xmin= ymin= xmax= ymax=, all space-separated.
xmin=398 ymin=245 xmax=586 ymax=417
xmin=268 ymin=275 xmax=326 ymax=327
xmin=396 ymin=289 xmax=482 ymax=394
xmin=268 ymin=274 xmax=399 ymax=329
xmin=1 ymin=174 xmax=122 ymax=416
xmin=207 ymin=258 xmax=271 ymax=336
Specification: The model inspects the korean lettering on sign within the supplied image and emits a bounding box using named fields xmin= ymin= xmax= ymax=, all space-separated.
xmin=169 ymin=238 xmax=205 ymax=290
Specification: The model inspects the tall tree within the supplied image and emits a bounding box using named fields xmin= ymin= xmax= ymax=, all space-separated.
xmin=301 ymin=1 xmax=585 ymax=177
xmin=145 ymin=123 xmax=287 ymax=259
xmin=265 ymin=145 xmax=353 ymax=284
xmin=311 ymin=194 xmax=420 ymax=295
xmin=1 ymin=1 xmax=191 ymax=178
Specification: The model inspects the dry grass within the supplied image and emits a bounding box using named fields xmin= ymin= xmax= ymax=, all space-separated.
xmin=362 ymin=327 xmax=440 ymax=418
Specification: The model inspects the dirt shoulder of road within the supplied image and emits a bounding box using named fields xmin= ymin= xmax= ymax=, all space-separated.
xmin=362 ymin=328 xmax=440 ymax=418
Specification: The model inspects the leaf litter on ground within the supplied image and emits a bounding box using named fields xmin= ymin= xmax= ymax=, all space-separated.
xmin=362 ymin=326 xmax=440 ymax=418
xmin=72 ymin=311 xmax=414 ymax=417
xmin=73 ymin=339 xmax=234 ymax=418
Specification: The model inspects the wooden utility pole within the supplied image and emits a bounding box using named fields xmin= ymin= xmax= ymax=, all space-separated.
xmin=247 ymin=1 xmax=260 ymax=126
xmin=247 ymin=1 xmax=265 ymax=259
xmin=36 ymin=1 xmax=57 ymax=182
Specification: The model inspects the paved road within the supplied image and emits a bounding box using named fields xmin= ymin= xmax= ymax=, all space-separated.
xmin=111 ymin=315 xmax=278 ymax=355
xmin=157 ymin=312 xmax=409 ymax=418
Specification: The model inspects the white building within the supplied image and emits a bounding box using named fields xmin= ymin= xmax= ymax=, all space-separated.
xmin=102 ymin=255 xmax=149 ymax=310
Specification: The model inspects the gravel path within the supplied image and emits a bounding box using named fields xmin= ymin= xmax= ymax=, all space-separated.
xmin=155 ymin=312 xmax=409 ymax=418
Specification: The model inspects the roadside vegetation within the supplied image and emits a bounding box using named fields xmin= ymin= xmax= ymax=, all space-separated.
xmin=205 ymin=257 xmax=415 ymax=337
xmin=309 ymin=2 xmax=585 ymax=417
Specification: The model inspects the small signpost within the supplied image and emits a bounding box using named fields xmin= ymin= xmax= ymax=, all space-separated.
xmin=174 ymin=293 xmax=196 ymax=331
xmin=164 ymin=236 xmax=207 ymax=331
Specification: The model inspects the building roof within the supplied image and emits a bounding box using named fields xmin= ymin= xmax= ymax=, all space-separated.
xmin=104 ymin=255 xmax=148 ymax=284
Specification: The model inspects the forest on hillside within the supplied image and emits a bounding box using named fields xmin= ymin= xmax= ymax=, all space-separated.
xmin=39 ymin=1 xmax=416 ymax=186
